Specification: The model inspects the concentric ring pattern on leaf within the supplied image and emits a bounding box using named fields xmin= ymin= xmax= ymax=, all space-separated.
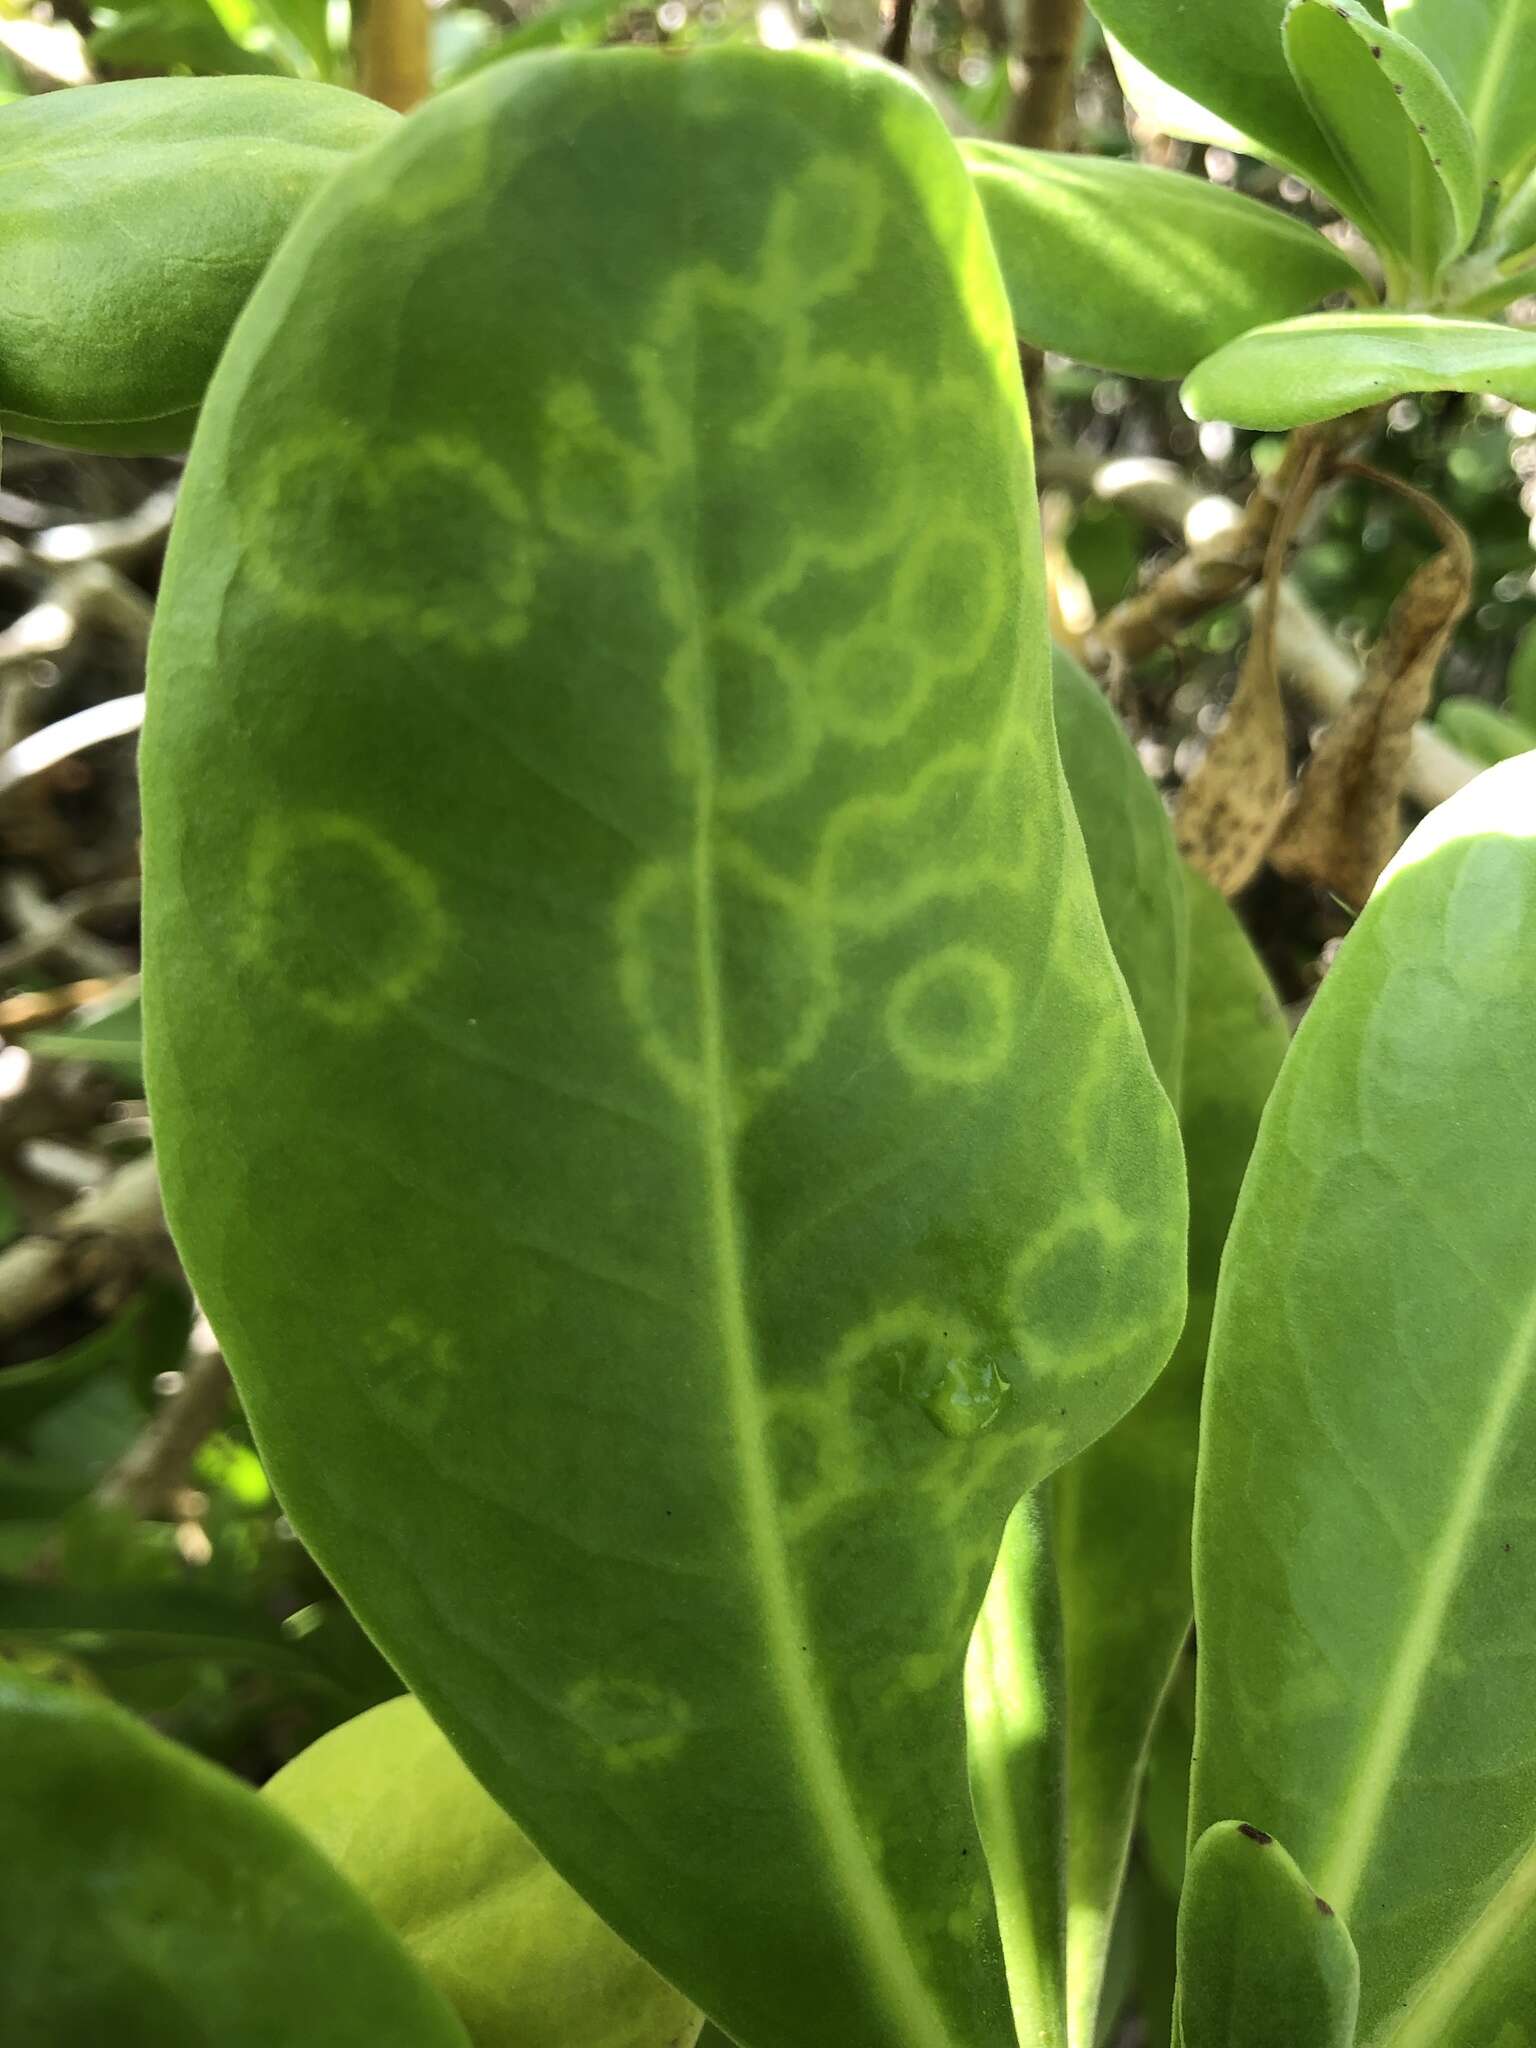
xmin=142 ymin=46 xmax=1186 ymax=2048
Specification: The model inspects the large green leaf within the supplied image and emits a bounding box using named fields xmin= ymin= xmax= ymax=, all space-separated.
xmin=1283 ymin=0 xmax=1480 ymax=284
xmin=0 ymin=78 xmax=395 ymax=452
xmin=142 ymin=45 xmax=1186 ymax=2048
xmin=973 ymin=672 xmax=1286 ymax=2048
xmin=1088 ymin=0 xmax=1354 ymax=207
xmin=965 ymin=145 xmax=1360 ymax=383
xmin=1386 ymin=0 xmax=1536 ymax=189
xmin=1190 ymin=753 xmax=1536 ymax=2044
xmin=0 ymin=1673 xmax=470 ymax=2044
xmin=266 ymin=1695 xmax=703 ymax=2048
xmin=1182 ymin=310 xmax=1536 ymax=424
xmin=1051 ymin=648 xmax=1188 ymax=1094
xmin=1175 ymin=1823 xmax=1361 ymax=2048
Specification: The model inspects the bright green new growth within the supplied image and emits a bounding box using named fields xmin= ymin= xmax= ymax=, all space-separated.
xmin=141 ymin=43 xmax=1185 ymax=2048
xmin=0 ymin=1672 xmax=470 ymax=2045
xmin=1183 ymin=311 xmax=1536 ymax=426
xmin=1192 ymin=754 xmax=1536 ymax=2045
xmin=0 ymin=76 xmax=395 ymax=451
xmin=965 ymin=145 xmax=1359 ymax=384
xmin=1176 ymin=1822 xmax=1361 ymax=2048
xmin=265 ymin=1695 xmax=703 ymax=2048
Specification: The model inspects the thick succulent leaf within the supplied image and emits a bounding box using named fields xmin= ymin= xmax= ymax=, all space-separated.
xmin=267 ymin=1696 xmax=701 ymax=2048
xmin=1175 ymin=1823 xmax=1361 ymax=2048
xmin=1386 ymin=0 xmax=1536 ymax=188
xmin=965 ymin=145 xmax=1361 ymax=383
xmin=142 ymin=45 xmax=1186 ymax=2048
xmin=1190 ymin=754 xmax=1536 ymax=2043
xmin=967 ymin=1497 xmax=1071 ymax=2048
xmin=1434 ymin=696 xmax=1536 ymax=764
xmin=1051 ymin=648 xmax=1188 ymax=1094
xmin=1183 ymin=310 xmax=1536 ymax=425
xmin=1102 ymin=35 xmax=1257 ymax=153
xmin=1283 ymin=0 xmax=1480 ymax=280
xmin=0 ymin=1673 xmax=470 ymax=2045
xmin=1088 ymin=0 xmax=1353 ymax=208
xmin=0 ymin=77 xmax=395 ymax=452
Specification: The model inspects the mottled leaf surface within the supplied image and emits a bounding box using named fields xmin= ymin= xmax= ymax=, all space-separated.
xmin=1191 ymin=755 xmax=1536 ymax=2044
xmin=0 ymin=77 xmax=394 ymax=451
xmin=1176 ymin=1823 xmax=1360 ymax=2048
xmin=967 ymin=145 xmax=1358 ymax=383
xmin=1184 ymin=311 xmax=1536 ymax=426
xmin=0 ymin=1673 xmax=469 ymax=2045
xmin=142 ymin=47 xmax=1186 ymax=2048
xmin=267 ymin=1696 xmax=702 ymax=2048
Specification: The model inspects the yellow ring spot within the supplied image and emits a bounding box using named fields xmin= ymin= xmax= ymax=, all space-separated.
xmin=887 ymin=944 xmax=1015 ymax=1085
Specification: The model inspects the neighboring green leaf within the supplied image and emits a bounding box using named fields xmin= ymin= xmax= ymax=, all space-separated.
xmin=1089 ymin=0 xmax=1354 ymax=209
xmin=1283 ymin=0 xmax=1481 ymax=285
xmin=0 ymin=1579 xmax=351 ymax=1687
xmin=1101 ymin=34 xmax=1258 ymax=153
xmin=1510 ymin=614 xmax=1536 ymax=729
xmin=143 ymin=45 xmax=1186 ymax=2048
xmin=0 ymin=78 xmax=395 ymax=451
xmin=92 ymin=0 xmax=287 ymax=76
xmin=0 ymin=1672 xmax=471 ymax=2044
xmin=1176 ymin=1822 xmax=1361 ymax=2048
xmin=966 ymin=145 xmax=1361 ymax=383
xmin=1190 ymin=754 xmax=1536 ymax=2042
xmin=967 ymin=1497 xmax=1070 ymax=2048
xmin=0 ymin=1280 xmax=189 ymax=1435
xmin=1386 ymin=0 xmax=1536 ymax=188
xmin=1183 ymin=310 xmax=1536 ymax=425
xmin=266 ymin=1695 xmax=703 ymax=2048
xmin=23 ymin=987 xmax=144 ymax=1083
xmin=1434 ymin=696 xmax=1536 ymax=763
xmin=445 ymin=0 xmax=632 ymax=78
xmin=1051 ymin=648 xmax=1188 ymax=1094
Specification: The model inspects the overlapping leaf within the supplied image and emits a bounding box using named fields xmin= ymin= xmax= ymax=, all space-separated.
xmin=966 ymin=145 xmax=1359 ymax=382
xmin=1191 ymin=754 xmax=1536 ymax=2043
xmin=142 ymin=47 xmax=1186 ymax=2048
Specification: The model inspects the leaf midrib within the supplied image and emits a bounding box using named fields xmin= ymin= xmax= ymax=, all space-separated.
xmin=1314 ymin=1280 xmax=1536 ymax=1921
xmin=1377 ymin=1828 xmax=1536 ymax=2047
xmin=678 ymin=274 xmax=962 ymax=2042
xmin=1468 ymin=0 xmax=1521 ymax=149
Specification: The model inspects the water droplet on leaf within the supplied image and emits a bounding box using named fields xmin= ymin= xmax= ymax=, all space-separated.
xmin=907 ymin=1349 xmax=1011 ymax=1439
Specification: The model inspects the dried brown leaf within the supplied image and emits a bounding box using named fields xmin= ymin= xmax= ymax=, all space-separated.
xmin=1270 ymin=472 xmax=1473 ymax=908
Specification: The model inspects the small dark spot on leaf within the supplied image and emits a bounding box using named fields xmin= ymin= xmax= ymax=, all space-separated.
xmin=1238 ymin=1824 xmax=1273 ymax=1845
xmin=1505 ymin=1542 xmax=1512 ymax=1553
xmin=1371 ymin=43 xmax=1382 ymax=56
xmin=1418 ymin=123 xmax=1428 ymax=133
xmin=1394 ymin=81 xmax=1404 ymax=93
xmin=1316 ymin=1896 xmax=1336 ymax=1918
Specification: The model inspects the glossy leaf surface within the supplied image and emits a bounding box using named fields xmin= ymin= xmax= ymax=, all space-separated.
xmin=1283 ymin=0 xmax=1480 ymax=280
xmin=1386 ymin=0 xmax=1536 ymax=188
xmin=966 ymin=145 xmax=1358 ymax=383
xmin=267 ymin=1695 xmax=702 ymax=2048
xmin=1176 ymin=1823 xmax=1360 ymax=2048
xmin=0 ymin=77 xmax=395 ymax=451
xmin=142 ymin=47 xmax=1186 ymax=2048
xmin=1434 ymin=697 xmax=1536 ymax=764
xmin=0 ymin=1673 xmax=470 ymax=2045
xmin=1046 ymin=866 xmax=1285 ymax=2045
xmin=1088 ymin=0 xmax=1352 ymax=206
xmin=1183 ymin=311 xmax=1536 ymax=425
xmin=1191 ymin=754 xmax=1536 ymax=2043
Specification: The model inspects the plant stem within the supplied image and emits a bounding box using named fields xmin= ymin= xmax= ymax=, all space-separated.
xmin=1007 ymin=0 xmax=1083 ymax=148
xmin=359 ymin=0 xmax=431 ymax=113
xmin=883 ymin=0 xmax=918 ymax=68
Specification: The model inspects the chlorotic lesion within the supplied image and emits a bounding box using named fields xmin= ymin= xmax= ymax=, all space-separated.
xmin=1003 ymin=1200 xmax=1144 ymax=1378
xmin=245 ymin=426 xmax=539 ymax=655
xmin=565 ymin=1675 xmax=692 ymax=1774
xmin=885 ymin=944 xmax=1017 ymax=1087
xmin=759 ymin=156 xmax=885 ymax=309
xmin=239 ymin=811 xmax=448 ymax=1028
xmin=614 ymin=840 xmax=835 ymax=1115
xmin=817 ymin=620 xmax=932 ymax=749
xmin=362 ymin=1313 xmax=460 ymax=1432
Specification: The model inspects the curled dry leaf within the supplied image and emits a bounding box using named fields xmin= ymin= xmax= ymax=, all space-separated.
xmin=1175 ymin=445 xmax=1325 ymax=895
xmin=1269 ymin=467 xmax=1474 ymax=908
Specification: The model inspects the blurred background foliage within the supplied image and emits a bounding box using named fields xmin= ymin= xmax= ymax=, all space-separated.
xmin=0 ymin=0 xmax=1530 ymax=1983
